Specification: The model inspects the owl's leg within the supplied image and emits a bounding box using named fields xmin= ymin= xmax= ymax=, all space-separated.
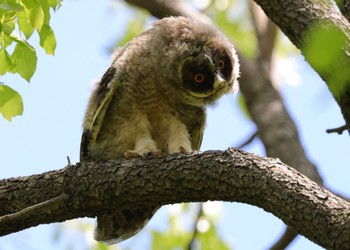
xmin=167 ymin=117 xmax=192 ymax=154
xmin=124 ymin=114 xmax=161 ymax=158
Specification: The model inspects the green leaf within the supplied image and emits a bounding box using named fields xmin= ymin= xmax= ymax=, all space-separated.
xmin=0 ymin=21 xmax=16 ymax=48
xmin=48 ymin=0 xmax=62 ymax=10
xmin=303 ymin=22 xmax=349 ymax=98
xmin=38 ymin=0 xmax=50 ymax=24
xmin=237 ymin=93 xmax=251 ymax=120
xmin=304 ymin=26 xmax=345 ymax=70
xmin=21 ymin=0 xmax=44 ymax=30
xmin=0 ymin=48 xmax=13 ymax=75
xmin=112 ymin=11 xmax=149 ymax=50
xmin=39 ymin=24 xmax=56 ymax=54
xmin=151 ymin=230 xmax=191 ymax=250
xmin=196 ymin=225 xmax=230 ymax=250
xmin=17 ymin=10 xmax=35 ymax=39
xmin=0 ymin=2 xmax=24 ymax=12
xmin=0 ymin=84 xmax=23 ymax=121
xmin=11 ymin=42 xmax=37 ymax=81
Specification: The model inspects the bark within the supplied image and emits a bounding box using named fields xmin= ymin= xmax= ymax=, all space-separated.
xmin=337 ymin=0 xmax=350 ymax=22
xmin=0 ymin=149 xmax=350 ymax=249
xmin=252 ymin=0 xmax=350 ymax=133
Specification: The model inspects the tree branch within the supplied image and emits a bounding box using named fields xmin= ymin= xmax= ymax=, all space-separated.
xmin=125 ymin=0 xmax=213 ymax=24
xmin=269 ymin=227 xmax=298 ymax=250
xmin=336 ymin=0 xmax=350 ymax=22
xmin=248 ymin=0 xmax=277 ymax=64
xmin=0 ymin=149 xmax=349 ymax=249
xmin=252 ymin=0 xmax=350 ymax=134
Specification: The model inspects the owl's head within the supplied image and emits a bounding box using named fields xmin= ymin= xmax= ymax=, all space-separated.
xmin=152 ymin=16 xmax=240 ymax=107
xmin=178 ymin=44 xmax=238 ymax=106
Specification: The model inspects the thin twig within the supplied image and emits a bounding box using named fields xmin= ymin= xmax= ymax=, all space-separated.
xmin=326 ymin=125 xmax=347 ymax=134
xmin=187 ymin=203 xmax=204 ymax=250
xmin=67 ymin=156 xmax=72 ymax=166
xmin=0 ymin=194 xmax=69 ymax=224
xmin=269 ymin=226 xmax=298 ymax=250
xmin=236 ymin=131 xmax=258 ymax=149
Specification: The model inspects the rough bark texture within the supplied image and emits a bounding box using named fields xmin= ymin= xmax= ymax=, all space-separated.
xmin=1 ymin=149 xmax=350 ymax=249
xmin=337 ymin=0 xmax=350 ymax=22
xmin=253 ymin=0 xmax=350 ymax=133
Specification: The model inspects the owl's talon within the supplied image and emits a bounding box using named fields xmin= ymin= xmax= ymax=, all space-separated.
xmin=178 ymin=146 xmax=190 ymax=154
xmin=124 ymin=150 xmax=142 ymax=159
xmin=124 ymin=149 xmax=162 ymax=159
xmin=144 ymin=150 xmax=162 ymax=158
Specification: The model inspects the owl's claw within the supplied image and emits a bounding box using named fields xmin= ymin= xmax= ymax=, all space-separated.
xmin=124 ymin=149 xmax=162 ymax=159
xmin=178 ymin=146 xmax=191 ymax=154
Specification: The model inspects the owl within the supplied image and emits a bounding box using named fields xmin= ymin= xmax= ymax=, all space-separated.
xmin=80 ymin=16 xmax=239 ymax=244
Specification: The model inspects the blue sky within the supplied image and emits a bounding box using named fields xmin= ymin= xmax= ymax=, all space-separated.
xmin=1 ymin=0 xmax=349 ymax=249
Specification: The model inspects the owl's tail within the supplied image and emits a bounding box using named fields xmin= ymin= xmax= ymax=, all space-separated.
xmin=94 ymin=206 xmax=160 ymax=244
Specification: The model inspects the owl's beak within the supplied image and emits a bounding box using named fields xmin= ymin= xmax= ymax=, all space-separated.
xmin=204 ymin=54 xmax=226 ymax=90
xmin=213 ymin=75 xmax=226 ymax=89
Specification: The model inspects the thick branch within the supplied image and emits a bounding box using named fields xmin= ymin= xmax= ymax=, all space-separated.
xmin=336 ymin=0 xmax=350 ymax=22
xmin=252 ymin=0 xmax=350 ymax=134
xmin=248 ymin=0 xmax=277 ymax=64
xmin=125 ymin=0 xmax=212 ymax=24
xmin=0 ymin=149 xmax=349 ymax=249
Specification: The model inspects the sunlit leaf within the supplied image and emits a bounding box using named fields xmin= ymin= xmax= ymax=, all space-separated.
xmin=214 ymin=6 xmax=256 ymax=59
xmin=237 ymin=93 xmax=251 ymax=120
xmin=303 ymin=22 xmax=349 ymax=98
xmin=197 ymin=225 xmax=230 ymax=250
xmin=109 ymin=10 xmax=149 ymax=52
xmin=17 ymin=10 xmax=35 ymax=39
xmin=0 ymin=20 xmax=16 ymax=48
xmin=151 ymin=230 xmax=191 ymax=250
xmin=0 ymin=48 xmax=13 ymax=75
xmin=11 ymin=42 xmax=37 ymax=81
xmin=21 ymin=0 xmax=44 ymax=30
xmin=39 ymin=24 xmax=56 ymax=55
xmin=0 ymin=2 xmax=24 ymax=12
xmin=48 ymin=0 xmax=62 ymax=11
xmin=38 ymin=0 xmax=50 ymax=24
xmin=0 ymin=84 xmax=23 ymax=121
xmin=304 ymin=26 xmax=345 ymax=70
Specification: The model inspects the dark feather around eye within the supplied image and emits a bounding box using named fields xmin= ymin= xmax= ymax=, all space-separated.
xmin=217 ymin=59 xmax=225 ymax=69
xmin=218 ymin=56 xmax=232 ymax=80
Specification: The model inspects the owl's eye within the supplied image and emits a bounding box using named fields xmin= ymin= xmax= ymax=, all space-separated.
xmin=218 ymin=59 xmax=225 ymax=69
xmin=194 ymin=73 xmax=205 ymax=84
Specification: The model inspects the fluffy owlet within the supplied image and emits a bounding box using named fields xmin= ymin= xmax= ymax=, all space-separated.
xmin=80 ymin=16 xmax=239 ymax=244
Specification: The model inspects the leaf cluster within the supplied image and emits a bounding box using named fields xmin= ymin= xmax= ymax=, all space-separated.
xmin=0 ymin=0 xmax=61 ymax=121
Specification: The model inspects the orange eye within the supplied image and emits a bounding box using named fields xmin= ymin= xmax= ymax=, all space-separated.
xmin=218 ymin=59 xmax=225 ymax=69
xmin=194 ymin=73 xmax=205 ymax=84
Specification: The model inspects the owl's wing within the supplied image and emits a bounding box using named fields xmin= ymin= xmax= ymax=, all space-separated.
xmin=191 ymin=127 xmax=203 ymax=151
xmin=80 ymin=66 xmax=119 ymax=160
xmin=190 ymin=110 xmax=206 ymax=151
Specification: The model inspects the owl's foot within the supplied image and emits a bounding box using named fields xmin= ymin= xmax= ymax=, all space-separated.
xmin=124 ymin=149 xmax=162 ymax=159
xmin=178 ymin=146 xmax=191 ymax=154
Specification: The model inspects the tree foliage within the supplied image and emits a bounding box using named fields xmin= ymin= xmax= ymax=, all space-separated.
xmin=0 ymin=0 xmax=62 ymax=121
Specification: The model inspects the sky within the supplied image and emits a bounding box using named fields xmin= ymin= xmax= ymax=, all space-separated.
xmin=1 ymin=0 xmax=350 ymax=249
